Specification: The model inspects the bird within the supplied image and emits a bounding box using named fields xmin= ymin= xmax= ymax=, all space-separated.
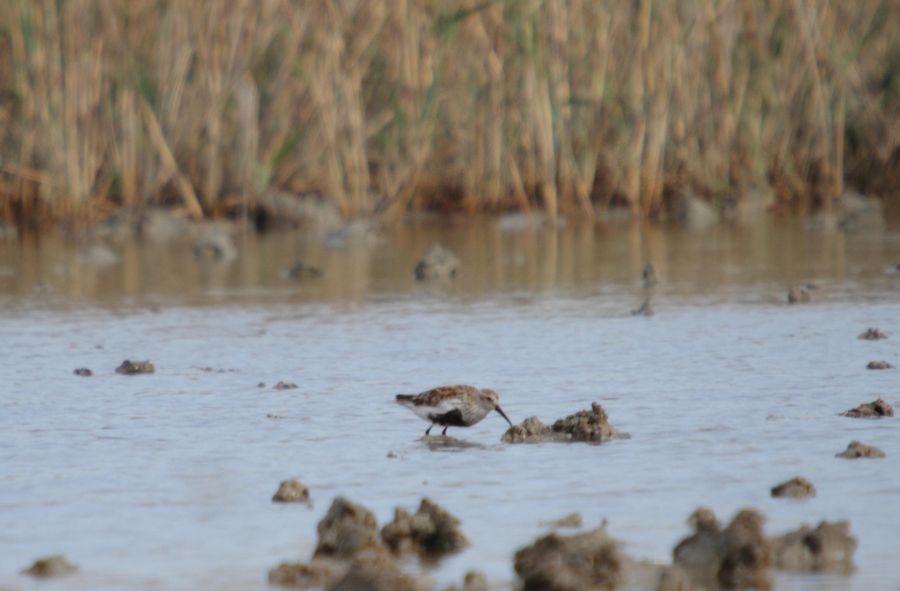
xmin=395 ymin=385 xmax=513 ymax=436
xmin=641 ymin=263 xmax=657 ymax=289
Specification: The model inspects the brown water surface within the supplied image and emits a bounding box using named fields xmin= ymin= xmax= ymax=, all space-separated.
xmin=1 ymin=216 xmax=899 ymax=590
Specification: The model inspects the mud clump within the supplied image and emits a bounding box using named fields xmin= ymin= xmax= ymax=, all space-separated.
xmin=858 ymin=327 xmax=888 ymax=340
xmin=414 ymin=243 xmax=460 ymax=280
xmin=192 ymin=227 xmax=237 ymax=262
xmin=328 ymin=549 xmax=431 ymax=591
xmin=669 ymin=508 xmax=771 ymax=590
xmin=771 ymin=521 xmax=856 ymax=574
xmin=73 ymin=367 xmax=93 ymax=377
xmin=540 ymin=512 xmax=583 ymax=529
xmin=502 ymin=416 xmax=554 ymax=443
xmin=442 ymin=570 xmax=488 ymax=591
xmin=115 ymin=360 xmax=155 ymax=374
xmin=288 ymin=263 xmax=323 ymax=281
xmin=787 ymin=286 xmax=811 ymax=304
xmin=770 ymin=477 xmax=816 ymax=499
xmin=836 ymin=440 xmax=885 ymax=459
xmin=272 ymin=479 xmax=310 ymax=503
xmin=22 ymin=555 xmax=78 ymax=578
xmin=274 ymin=381 xmax=299 ymax=390
xmin=269 ymin=561 xmax=339 ymax=588
xmin=552 ymin=403 xmax=628 ymax=442
xmin=381 ymin=498 xmax=469 ymax=559
xmin=514 ymin=526 xmax=623 ymax=591
xmin=866 ymin=360 xmax=894 ymax=369
xmin=314 ymin=497 xmax=381 ymax=560
xmin=503 ymin=403 xmax=629 ymax=444
xmin=842 ymin=398 xmax=893 ymax=418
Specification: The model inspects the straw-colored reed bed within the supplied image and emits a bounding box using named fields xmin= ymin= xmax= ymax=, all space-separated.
xmin=0 ymin=1 xmax=897 ymax=224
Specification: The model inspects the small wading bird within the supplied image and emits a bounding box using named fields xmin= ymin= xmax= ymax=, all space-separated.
xmin=395 ymin=385 xmax=513 ymax=436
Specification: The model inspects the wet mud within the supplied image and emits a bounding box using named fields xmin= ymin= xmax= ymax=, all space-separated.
xmin=268 ymin=560 xmax=339 ymax=588
xmin=836 ymin=441 xmax=886 ymax=459
xmin=21 ymin=555 xmax=78 ymax=578
xmin=381 ymin=498 xmax=469 ymax=560
xmin=313 ymin=498 xmax=381 ymax=560
xmin=287 ymin=263 xmax=323 ymax=281
xmin=328 ymin=549 xmax=431 ymax=591
xmin=666 ymin=508 xmax=771 ymax=591
xmin=858 ymin=327 xmax=888 ymax=340
xmin=414 ymin=243 xmax=460 ymax=280
xmin=115 ymin=360 xmax=155 ymax=375
xmin=865 ymin=360 xmax=894 ymax=369
xmin=272 ymin=479 xmax=310 ymax=504
xmin=770 ymin=477 xmax=816 ymax=499
xmin=842 ymin=398 xmax=894 ymax=418
xmin=441 ymin=570 xmax=489 ymax=591
xmin=514 ymin=525 xmax=623 ymax=591
xmin=787 ymin=286 xmax=811 ymax=304
xmin=271 ymin=496 xmax=469 ymax=590
xmin=771 ymin=521 xmax=857 ymax=574
xmin=540 ymin=512 xmax=583 ymax=529
xmin=502 ymin=403 xmax=629 ymax=443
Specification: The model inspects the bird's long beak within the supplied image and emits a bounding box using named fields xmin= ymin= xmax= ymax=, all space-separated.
xmin=495 ymin=405 xmax=513 ymax=427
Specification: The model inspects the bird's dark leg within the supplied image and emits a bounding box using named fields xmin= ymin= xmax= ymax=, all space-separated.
xmin=441 ymin=426 xmax=448 ymax=436
xmin=425 ymin=424 xmax=433 ymax=436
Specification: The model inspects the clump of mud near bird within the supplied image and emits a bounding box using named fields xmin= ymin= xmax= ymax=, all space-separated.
xmin=502 ymin=402 xmax=629 ymax=444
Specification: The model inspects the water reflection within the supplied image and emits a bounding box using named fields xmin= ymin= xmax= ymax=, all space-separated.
xmin=0 ymin=216 xmax=897 ymax=308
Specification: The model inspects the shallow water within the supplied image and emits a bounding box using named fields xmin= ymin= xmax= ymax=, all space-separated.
xmin=1 ymin=217 xmax=899 ymax=590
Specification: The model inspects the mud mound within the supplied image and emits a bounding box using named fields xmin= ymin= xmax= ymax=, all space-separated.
xmin=314 ymin=497 xmax=381 ymax=560
xmin=381 ymin=498 xmax=469 ymax=559
xmin=268 ymin=561 xmax=340 ymax=588
xmin=842 ymin=398 xmax=893 ymax=418
xmin=502 ymin=403 xmax=629 ymax=443
xmin=858 ymin=327 xmax=888 ymax=340
xmin=670 ymin=508 xmax=771 ymax=590
xmin=866 ymin=360 xmax=894 ymax=369
xmin=328 ymin=549 xmax=432 ymax=591
xmin=442 ymin=570 xmax=488 ymax=591
xmin=288 ymin=263 xmax=323 ymax=281
xmin=414 ymin=243 xmax=460 ymax=280
xmin=540 ymin=512 xmax=583 ymax=529
xmin=787 ymin=286 xmax=811 ymax=304
xmin=771 ymin=521 xmax=856 ymax=574
xmin=836 ymin=441 xmax=885 ymax=458
xmin=514 ymin=526 xmax=623 ymax=591
xmin=272 ymin=479 xmax=310 ymax=503
xmin=115 ymin=359 xmax=155 ymax=374
xmin=502 ymin=416 xmax=555 ymax=443
xmin=22 ymin=555 xmax=78 ymax=578
xmin=770 ymin=477 xmax=816 ymax=498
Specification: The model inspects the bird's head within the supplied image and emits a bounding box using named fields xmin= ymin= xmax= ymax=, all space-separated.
xmin=480 ymin=388 xmax=513 ymax=427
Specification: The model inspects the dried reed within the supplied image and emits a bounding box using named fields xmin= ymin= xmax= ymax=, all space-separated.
xmin=0 ymin=0 xmax=897 ymax=223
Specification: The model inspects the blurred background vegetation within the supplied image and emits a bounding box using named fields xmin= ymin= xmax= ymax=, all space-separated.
xmin=0 ymin=0 xmax=898 ymax=226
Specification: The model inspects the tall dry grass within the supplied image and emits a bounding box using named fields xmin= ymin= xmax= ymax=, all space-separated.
xmin=0 ymin=0 xmax=897 ymax=223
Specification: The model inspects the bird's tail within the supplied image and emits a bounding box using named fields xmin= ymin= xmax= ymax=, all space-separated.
xmin=395 ymin=394 xmax=415 ymax=404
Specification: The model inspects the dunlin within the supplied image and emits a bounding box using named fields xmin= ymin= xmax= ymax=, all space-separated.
xmin=395 ymin=385 xmax=513 ymax=436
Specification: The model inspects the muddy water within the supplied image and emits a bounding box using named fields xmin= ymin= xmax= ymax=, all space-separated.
xmin=1 ymin=217 xmax=899 ymax=590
